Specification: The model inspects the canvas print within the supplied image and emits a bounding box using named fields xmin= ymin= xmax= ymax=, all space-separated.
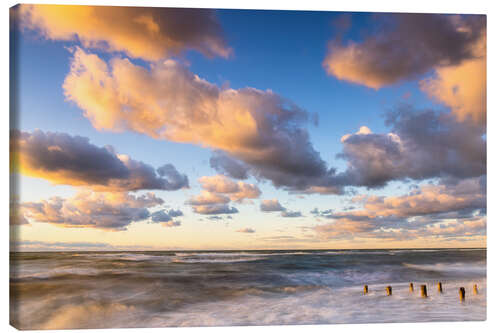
xmin=9 ymin=4 xmax=486 ymax=330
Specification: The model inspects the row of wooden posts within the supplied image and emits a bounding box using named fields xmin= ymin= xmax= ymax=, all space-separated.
xmin=363 ymin=283 xmax=479 ymax=302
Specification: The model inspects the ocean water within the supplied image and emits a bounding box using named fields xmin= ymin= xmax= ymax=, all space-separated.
xmin=10 ymin=249 xmax=486 ymax=329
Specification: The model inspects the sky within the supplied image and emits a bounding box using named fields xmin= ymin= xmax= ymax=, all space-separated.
xmin=9 ymin=5 xmax=486 ymax=251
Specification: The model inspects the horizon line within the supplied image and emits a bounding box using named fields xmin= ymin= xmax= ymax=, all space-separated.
xmin=10 ymin=246 xmax=487 ymax=253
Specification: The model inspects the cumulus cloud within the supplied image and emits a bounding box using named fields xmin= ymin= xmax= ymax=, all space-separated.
xmin=198 ymin=175 xmax=261 ymax=202
xmin=311 ymin=208 xmax=334 ymax=217
xmin=313 ymin=177 xmax=485 ymax=240
xmin=187 ymin=175 xmax=259 ymax=215
xmin=156 ymin=165 xmax=190 ymax=191
xmin=323 ymin=13 xmax=485 ymax=89
xmin=281 ymin=210 xmax=303 ymax=218
xmin=260 ymin=199 xmax=302 ymax=218
xmin=209 ymin=150 xmax=250 ymax=180
xmin=420 ymin=32 xmax=486 ymax=126
xmin=236 ymin=228 xmax=256 ymax=233
xmin=160 ymin=220 xmax=181 ymax=228
xmin=15 ymin=4 xmax=231 ymax=60
xmin=150 ymin=209 xmax=183 ymax=227
xmin=358 ymin=177 xmax=485 ymax=218
xmin=186 ymin=190 xmax=230 ymax=206
xmin=192 ymin=204 xmax=238 ymax=215
xmin=423 ymin=217 xmax=486 ymax=239
xmin=10 ymin=130 xmax=189 ymax=192
xmin=62 ymin=48 xmax=340 ymax=193
xmin=20 ymin=191 xmax=163 ymax=230
xmin=334 ymin=106 xmax=486 ymax=188
xmin=10 ymin=197 xmax=29 ymax=226
xmin=260 ymin=199 xmax=285 ymax=212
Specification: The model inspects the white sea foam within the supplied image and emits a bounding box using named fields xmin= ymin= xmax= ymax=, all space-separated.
xmin=172 ymin=256 xmax=263 ymax=264
xmin=403 ymin=262 xmax=486 ymax=275
xmin=14 ymin=267 xmax=101 ymax=279
xmin=148 ymin=278 xmax=487 ymax=327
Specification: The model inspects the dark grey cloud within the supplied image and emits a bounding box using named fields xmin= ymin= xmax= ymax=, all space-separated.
xmin=192 ymin=204 xmax=239 ymax=215
xmin=210 ymin=150 xmax=250 ymax=180
xmin=324 ymin=13 xmax=486 ymax=88
xmin=203 ymin=104 xmax=341 ymax=193
xmin=157 ymin=165 xmax=190 ymax=191
xmin=229 ymin=125 xmax=340 ymax=193
xmin=11 ymin=130 xmax=189 ymax=192
xmin=334 ymin=106 xmax=486 ymax=188
xmin=10 ymin=197 xmax=29 ymax=226
xmin=151 ymin=209 xmax=183 ymax=223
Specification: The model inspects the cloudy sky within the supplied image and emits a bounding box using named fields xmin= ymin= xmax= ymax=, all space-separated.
xmin=10 ymin=5 xmax=486 ymax=251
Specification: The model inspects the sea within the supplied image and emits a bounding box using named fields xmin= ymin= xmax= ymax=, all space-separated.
xmin=10 ymin=248 xmax=486 ymax=329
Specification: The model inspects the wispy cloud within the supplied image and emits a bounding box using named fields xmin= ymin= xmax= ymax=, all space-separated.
xmin=236 ymin=228 xmax=256 ymax=233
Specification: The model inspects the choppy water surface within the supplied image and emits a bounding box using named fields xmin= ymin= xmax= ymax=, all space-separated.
xmin=10 ymin=249 xmax=486 ymax=329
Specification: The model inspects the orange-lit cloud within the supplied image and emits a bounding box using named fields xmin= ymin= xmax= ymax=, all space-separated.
xmin=187 ymin=190 xmax=231 ymax=206
xmin=420 ymin=33 xmax=486 ymax=126
xmin=187 ymin=175 xmax=260 ymax=215
xmin=11 ymin=130 xmax=189 ymax=192
xmin=198 ymin=175 xmax=261 ymax=202
xmin=15 ymin=4 xmax=231 ymax=60
xmin=260 ymin=199 xmax=285 ymax=212
xmin=313 ymin=177 xmax=486 ymax=241
xmin=62 ymin=48 xmax=339 ymax=193
xmin=20 ymin=191 xmax=164 ymax=231
xmin=323 ymin=14 xmax=485 ymax=89
xmin=358 ymin=177 xmax=485 ymax=218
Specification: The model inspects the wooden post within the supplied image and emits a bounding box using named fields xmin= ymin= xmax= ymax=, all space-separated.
xmin=409 ymin=283 xmax=414 ymax=292
xmin=363 ymin=285 xmax=368 ymax=295
xmin=473 ymin=284 xmax=478 ymax=295
xmin=459 ymin=287 xmax=466 ymax=302
xmin=420 ymin=284 xmax=427 ymax=298
xmin=386 ymin=286 xmax=392 ymax=296
xmin=437 ymin=282 xmax=443 ymax=293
